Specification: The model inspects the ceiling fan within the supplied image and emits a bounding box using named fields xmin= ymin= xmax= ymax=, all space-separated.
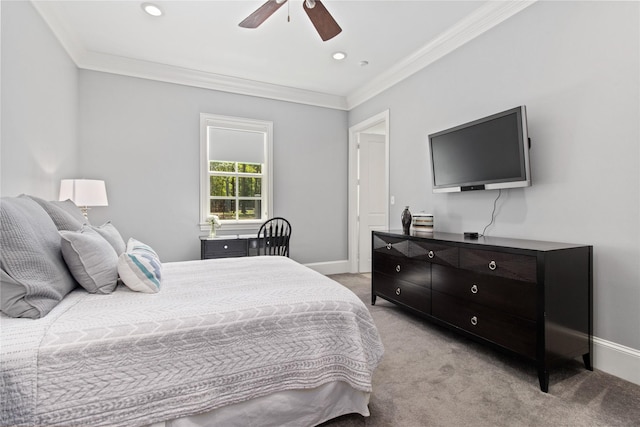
xmin=239 ymin=0 xmax=342 ymax=42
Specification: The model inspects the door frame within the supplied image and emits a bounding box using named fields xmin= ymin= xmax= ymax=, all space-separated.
xmin=348 ymin=110 xmax=390 ymax=273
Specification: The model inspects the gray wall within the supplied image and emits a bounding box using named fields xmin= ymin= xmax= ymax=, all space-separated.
xmin=1 ymin=1 xmax=348 ymax=266
xmin=78 ymin=71 xmax=348 ymax=264
xmin=349 ymin=1 xmax=640 ymax=351
xmin=1 ymin=0 xmax=79 ymax=197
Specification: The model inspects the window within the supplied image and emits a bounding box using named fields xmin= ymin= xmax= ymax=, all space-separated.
xmin=200 ymin=114 xmax=272 ymax=231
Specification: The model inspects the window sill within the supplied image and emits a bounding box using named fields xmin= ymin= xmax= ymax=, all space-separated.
xmin=199 ymin=221 xmax=263 ymax=233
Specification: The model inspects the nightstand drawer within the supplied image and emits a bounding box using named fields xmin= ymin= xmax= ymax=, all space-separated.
xmin=431 ymin=264 xmax=536 ymax=320
xmin=459 ymin=248 xmax=536 ymax=283
xmin=373 ymin=253 xmax=429 ymax=287
xmin=202 ymin=239 xmax=248 ymax=259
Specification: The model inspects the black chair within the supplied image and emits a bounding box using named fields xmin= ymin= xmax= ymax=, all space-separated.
xmin=257 ymin=217 xmax=291 ymax=257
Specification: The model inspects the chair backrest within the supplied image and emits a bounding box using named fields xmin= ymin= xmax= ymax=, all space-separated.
xmin=257 ymin=217 xmax=291 ymax=257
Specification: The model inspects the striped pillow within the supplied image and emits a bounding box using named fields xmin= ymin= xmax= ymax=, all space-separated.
xmin=117 ymin=238 xmax=162 ymax=293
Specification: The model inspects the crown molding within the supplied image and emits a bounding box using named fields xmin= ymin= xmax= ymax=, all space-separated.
xmin=31 ymin=0 xmax=536 ymax=111
xmin=77 ymin=51 xmax=349 ymax=110
xmin=345 ymin=0 xmax=538 ymax=110
xmin=29 ymin=0 xmax=348 ymax=110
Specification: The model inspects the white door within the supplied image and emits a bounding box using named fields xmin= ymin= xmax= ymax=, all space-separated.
xmin=358 ymin=133 xmax=387 ymax=273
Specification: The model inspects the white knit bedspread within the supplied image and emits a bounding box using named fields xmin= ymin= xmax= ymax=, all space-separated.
xmin=1 ymin=256 xmax=384 ymax=427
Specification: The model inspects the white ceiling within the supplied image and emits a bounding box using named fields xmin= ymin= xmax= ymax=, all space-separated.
xmin=31 ymin=0 xmax=536 ymax=109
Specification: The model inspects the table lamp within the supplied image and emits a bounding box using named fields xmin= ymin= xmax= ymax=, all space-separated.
xmin=59 ymin=179 xmax=108 ymax=219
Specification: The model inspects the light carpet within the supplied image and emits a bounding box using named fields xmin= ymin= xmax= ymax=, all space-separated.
xmin=323 ymin=273 xmax=640 ymax=427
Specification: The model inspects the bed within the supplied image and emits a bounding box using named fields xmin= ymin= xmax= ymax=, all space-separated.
xmin=0 ymin=195 xmax=384 ymax=427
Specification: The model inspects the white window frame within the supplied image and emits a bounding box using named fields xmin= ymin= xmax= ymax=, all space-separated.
xmin=200 ymin=113 xmax=273 ymax=232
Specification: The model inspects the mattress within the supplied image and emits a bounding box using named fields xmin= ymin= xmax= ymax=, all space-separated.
xmin=0 ymin=256 xmax=384 ymax=426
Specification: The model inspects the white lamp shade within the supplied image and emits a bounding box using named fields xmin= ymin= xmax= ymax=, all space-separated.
xmin=59 ymin=179 xmax=108 ymax=207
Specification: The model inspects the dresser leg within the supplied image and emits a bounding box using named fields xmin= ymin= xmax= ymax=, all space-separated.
xmin=371 ymin=294 xmax=377 ymax=305
xmin=538 ymin=369 xmax=549 ymax=393
xmin=582 ymin=353 xmax=593 ymax=371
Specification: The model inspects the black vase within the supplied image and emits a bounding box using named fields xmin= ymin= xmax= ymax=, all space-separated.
xmin=401 ymin=206 xmax=412 ymax=235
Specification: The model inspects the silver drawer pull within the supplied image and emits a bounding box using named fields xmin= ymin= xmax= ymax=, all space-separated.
xmin=224 ymin=245 xmax=228 ymax=249
xmin=396 ymin=265 xmax=401 ymax=273
xmin=386 ymin=243 xmax=392 ymax=250
xmin=470 ymin=316 xmax=478 ymax=326
xmin=428 ymin=250 xmax=434 ymax=259
xmin=395 ymin=287 xmax=401 ymax=296
xmin=471 ymin=284 xmax=478 ymax=294
xmin=488 ymin=260 xmax=497 ymax=271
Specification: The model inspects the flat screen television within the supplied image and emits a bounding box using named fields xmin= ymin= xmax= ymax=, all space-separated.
xmin=428 ymin=106 xmax=531 ymax=193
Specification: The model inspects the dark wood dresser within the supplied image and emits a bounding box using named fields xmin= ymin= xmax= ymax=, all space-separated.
xmin=371 ymin=230 xmax=593 ymax=392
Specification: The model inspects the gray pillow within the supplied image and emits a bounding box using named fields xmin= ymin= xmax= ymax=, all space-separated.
xmin=60 ymin=226 xmax=119 ymax=294
xmin=52 ymin=199 xmax=88 ymax=225
xmin=90 ymin=222 xmax=126 ymax=255
xmin=1 ymin=269 xmax=40 ymax=318
xmin=25 ymin=195 xmax=86 ymax=230
xmin=0 ymin=196 xmax=78 ymax=318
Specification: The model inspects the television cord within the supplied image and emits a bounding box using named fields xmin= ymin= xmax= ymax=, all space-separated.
xmin=479 ymin=189 xmax=502 ymax=237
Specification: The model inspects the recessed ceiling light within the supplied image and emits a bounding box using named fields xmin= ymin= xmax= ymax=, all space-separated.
xmin=142 ymin=2 xmax=163 ymax=17
xmin=359 ymin=60 xmax=369 ymax=67
xmin=332 ymin=51 xmax=347 ymax=61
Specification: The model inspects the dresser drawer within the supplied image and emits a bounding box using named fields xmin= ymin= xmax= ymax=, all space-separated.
xmin=372 ymin=234 xmax=410 ymax=258
xmin=373 ymin=274 xmax=431 ymax=315
xmin=373 ymin=253 xmax=429 ymax=287
xmin=459 ymin=248 xmax=536 ymax=283
xmin=432 ymin=264 xmax=536 ymax=320
xmin=409 ymin=240 xmax=458 ymax=267
xmin=432 ymin=291 xmax=536 ymax=359
xmin=202 ymin=239 xmax=247 ymax=259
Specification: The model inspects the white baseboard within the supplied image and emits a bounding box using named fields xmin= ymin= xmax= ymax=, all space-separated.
xmin=593 ymin=336 xmax=640 ymax=386
xmin=304 ymin=260 xmax=350 ymax=275
xmin=303 ymin=262 xmax=640 ymax=387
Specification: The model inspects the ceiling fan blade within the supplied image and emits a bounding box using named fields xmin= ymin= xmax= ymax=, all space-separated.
xmin=303 ymin=0 xmax=342 ymax=41
xmin=239 ymin=0 xmax=287 ymax=29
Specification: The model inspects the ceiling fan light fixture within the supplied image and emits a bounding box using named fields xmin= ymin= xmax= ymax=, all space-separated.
xmin=332 ymin=51 xmax=347 ymax=61
xmin=141 ymin=2 xmax=163 ymax=17
xmin=305 ymin=0 xmax=316 ymax=9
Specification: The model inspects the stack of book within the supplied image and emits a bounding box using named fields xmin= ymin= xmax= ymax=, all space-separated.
xmin=411 ymin=213 xmax=434 ymax=236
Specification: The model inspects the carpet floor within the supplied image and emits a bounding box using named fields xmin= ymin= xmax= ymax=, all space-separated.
xmin=322 ymin=273 xmax=640 ymax=427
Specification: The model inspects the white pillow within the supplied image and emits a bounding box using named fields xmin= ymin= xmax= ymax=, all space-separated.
xmin=59 ymin=226 xmax=119 ymax=294
xmin=117 ymin=238 xmax=162 ymax=293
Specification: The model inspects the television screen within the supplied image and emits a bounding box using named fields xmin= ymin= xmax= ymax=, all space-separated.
xmin=429 ymin=106 xmax=531 ymax=193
